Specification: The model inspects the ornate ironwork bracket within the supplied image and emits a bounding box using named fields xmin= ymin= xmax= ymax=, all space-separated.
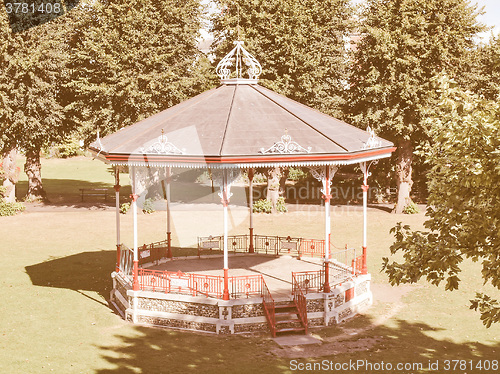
xmin=308 ymin=165 xmax=338 ymax=199
xmin=211 ymin=168 xmax=241 ymax=206
xmin=260 ymin=133 xmax=312 ymax=154
xmin=140 ymin=131 xmax=185 ymax=155
xmin=359 ymin=160 xmax=378 ymax=185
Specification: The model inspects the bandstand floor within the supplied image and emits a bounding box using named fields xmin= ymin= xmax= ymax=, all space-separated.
xmin=148 ymin=254 xmax=326 ymax=300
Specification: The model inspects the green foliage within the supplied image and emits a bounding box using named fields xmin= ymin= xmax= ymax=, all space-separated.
xmin=45 ymin=137 xmax=83 ymax=158
xmin=211 ymin=0 xmax=354 ymax=118
xmin=348 ymin=0 xmax=485 ymax=139
xmin=469 ymin=35 xmax=500 ymax=100
xmin=288 ymin=167 xmax=307 ymax=181
xmin=383 ymin=80 xmax=500 ymax=327
xmin=65 ymin=0 xmax=214 ymax=145
xmin=142 ymin=198 xmax=155 ymax=214
xmin=402 ymin=202 xmax=419 ymax=215
xmin=120 ymin=202 xmax=130 ymax=215
xmin=347 ymin=0 xmax=486 ymax=209
xmin=0 ymin=200 xmax=25 ymax=216
xmin=252 ymin=198 xmax=272 ymax=213
xmin=470 ymin=293 xmax=500 ymax=328
xmin=252 ymin=197 xmax=287 ymax=213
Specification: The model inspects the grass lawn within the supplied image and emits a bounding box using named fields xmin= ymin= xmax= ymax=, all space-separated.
xmin=1 ymin=156 xmax=498 ymax=373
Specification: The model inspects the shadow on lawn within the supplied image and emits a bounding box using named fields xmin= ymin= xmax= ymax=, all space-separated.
xmin=16 ymin=179 xmax=129 ymax=206
xmin=93 ymin=316 xmax=500 ymax=374
xmin=25 ymin=250 xmax=116 ymax=306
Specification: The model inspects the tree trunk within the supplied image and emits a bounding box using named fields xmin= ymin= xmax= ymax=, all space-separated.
xmin=279 ymin=167 xmax=289 ymax=197
xmin=24 ymin=149 xmax=47 ymax=202
xmin=1 ymin=147 xmax=20 ymax=203
xmin=393 ymin=138 xmax=413 ymax=213
xmin=266 ymin=167 xmax=281 ymax=213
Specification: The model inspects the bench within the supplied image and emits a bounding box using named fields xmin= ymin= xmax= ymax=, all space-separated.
xmin=79 ymin=188 xmax=111 ymax=202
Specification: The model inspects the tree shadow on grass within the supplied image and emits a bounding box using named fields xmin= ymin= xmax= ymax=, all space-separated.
xmin=93 ymin=314 xmax=499 ymax=374
xmin=25 ymin=250 xmax=116 ymax=306
xmin=16 ymin=179 xmax=131 ymax=207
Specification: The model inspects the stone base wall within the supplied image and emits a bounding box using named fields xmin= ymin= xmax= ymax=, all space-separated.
xmin=110 ymin=272 xmax=372 ymax=334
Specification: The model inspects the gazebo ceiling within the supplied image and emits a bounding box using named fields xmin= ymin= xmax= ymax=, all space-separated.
xmin=89 ymin=42 xmax=395 ymax=168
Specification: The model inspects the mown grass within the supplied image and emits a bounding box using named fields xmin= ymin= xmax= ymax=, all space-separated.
xmin=1 ymin=156 xmax=498 ymax=374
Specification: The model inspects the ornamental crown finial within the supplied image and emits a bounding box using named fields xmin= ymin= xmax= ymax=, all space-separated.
xmin=216 ymin=40 xmax=262 ymax=83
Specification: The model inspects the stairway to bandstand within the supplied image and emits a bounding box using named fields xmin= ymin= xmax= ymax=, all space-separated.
xmin=262 ymin=276 xmax=309 ymax=337
xmin=273 ymin=300 xmax=307 ymax=335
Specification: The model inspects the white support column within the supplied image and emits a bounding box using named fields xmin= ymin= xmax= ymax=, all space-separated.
xmin=248 ymin=168 xmax=254 ymax=253
xmin=359 ymin=160 xmax=376 ymax=275
xmin=213 ymin=168 xmax=238 ymax=300
xmin=222 ymin=170 xmax=230 ymax=300
xmin=166 ymin=166 xmax=172 ymax=258
xmin=114 ymin=167 xmax=121 ymax=273
xmin=323 ymin=166 xmax=332 ymax=293
xmin=308 ymin=165 xmax=338 ymax=293
xmin=131 ymin=166 xmax=139 ymax=291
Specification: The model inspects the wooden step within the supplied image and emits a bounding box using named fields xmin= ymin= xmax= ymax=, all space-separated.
xmin=275 ymin=318 xmax=301 ymax=325
xmin=275 ymin=326 xmax=306 ymax=334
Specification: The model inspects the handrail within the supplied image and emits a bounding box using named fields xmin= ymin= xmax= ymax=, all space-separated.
xmin=118 ymin=243 xmax=134 ymax=281
xmin=292 ymin=273 xmax=308 ymax=334
xmin=261 ymin=278 xmax=276 ymax=337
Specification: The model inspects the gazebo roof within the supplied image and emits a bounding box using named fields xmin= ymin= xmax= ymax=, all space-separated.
xmin=90 ymin=83 xmax=395 ymax=168
xmin=90 ymin=42 xmax=395 ymax=169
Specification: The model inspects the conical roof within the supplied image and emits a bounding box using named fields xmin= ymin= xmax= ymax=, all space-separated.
xmin=89 ymin=83 xmax=395 ymax=168
xmin=90 ymin=41 xmax=395 ymax=168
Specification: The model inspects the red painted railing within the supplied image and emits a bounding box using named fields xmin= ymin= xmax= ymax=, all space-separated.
xmin=138 ymin=240 xmax=169 ymax=265
xmin=198 ymin=234 xmax=323 ymax=258
xmin=292 ymin=270 xmax=325 ymax=293
xmin=262 ymin=279 xmax=276 ymax=337
xmin=292 ymin=273 xmax=308 ymax=334
xmin=138 ymin=268 xmax=263 ymax=299
xmin=299 ymin=239 xmax=326 ymax=258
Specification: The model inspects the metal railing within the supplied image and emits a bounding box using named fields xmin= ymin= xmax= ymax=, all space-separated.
xmin=262 ymin=279 xmax=276 ymax=337
xmin=118 ymin=244 xmax=134 ymax=282
xmin=299 ymin=238 xmax=325 ymax=258
xmin=292 ymin=247 xmax=361 ymax=293
xmin=197 ymin=234 xmax=324 ymax=258
xmin=138 ymin=268 xmax=263 ymax=299
xmin=138 ymin=240 xmax=169 ymax=264
xmin=292 ymin=273 xmax=308 ymax=334
xmin=329 ymin=247 xmax=358 ymax=285
xmin=292 ymin=270 xmax=325 ymax=293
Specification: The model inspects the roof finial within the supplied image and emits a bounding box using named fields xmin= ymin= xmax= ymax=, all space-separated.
xmin=216 ymin=41 xmax=262 ymax=83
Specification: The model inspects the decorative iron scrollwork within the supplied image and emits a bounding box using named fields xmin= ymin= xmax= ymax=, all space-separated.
xmin=260 ymin=133 xmax=312 ymax=154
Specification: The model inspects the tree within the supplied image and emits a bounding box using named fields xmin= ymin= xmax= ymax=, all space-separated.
xmin=347 ymin=0 xmax=486 ymax=213
xmin=0 ymin=1 xmax=77 ymax=201
xmin=65 ymin=0 xmax=213 ymax=145
xmin=470 ymin=34 xmax=500 ymax=100
xmin=383 ymin=77 xmax=500 ymax=327
xmin=210 ymin=0 xmax=354 ymax=118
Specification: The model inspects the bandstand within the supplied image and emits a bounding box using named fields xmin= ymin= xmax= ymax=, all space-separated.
xmin=90 ymin=42 xmax=396 ymax=335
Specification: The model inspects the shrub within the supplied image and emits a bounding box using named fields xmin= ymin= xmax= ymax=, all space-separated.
xmin=253 ymin=198 xmax=272 ymax=213
xmin=288 ymin=167 xmax=307 ymax=181
xmin=120 ymin=202 xmax=130 ymax=214
xmin=142 ymin=198 xmax=155 ymax=214
xmin=252 ymin=197 xmax=287 ymax=213
xmin=403 ymin=201 xmax=419 ymax=214
xmin=0 ymin=201 xmax=25 ymax=216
